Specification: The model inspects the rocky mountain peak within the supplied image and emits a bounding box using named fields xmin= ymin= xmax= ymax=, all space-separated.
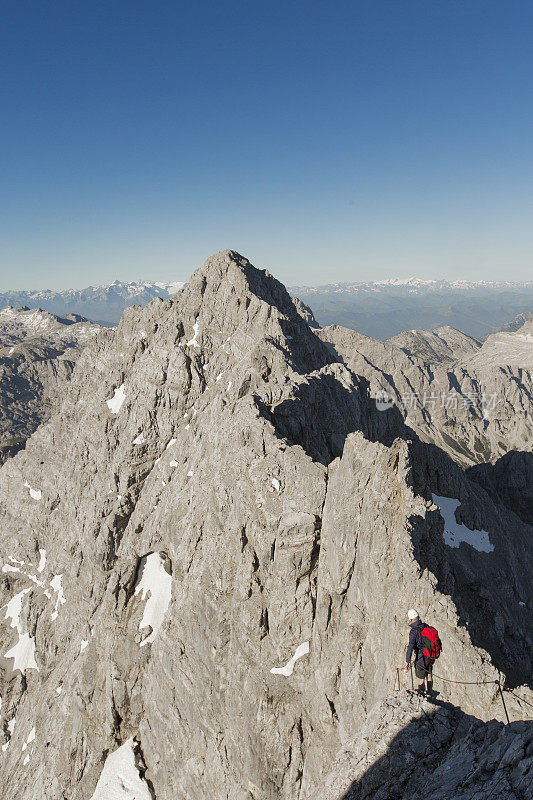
xmin=0 ymin=252 xmax=530 ymax=800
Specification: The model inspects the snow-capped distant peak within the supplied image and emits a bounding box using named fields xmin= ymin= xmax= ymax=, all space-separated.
xmin=374 ymin=277 xmax=437 ymax=287
xmin=0 ymin=279 xmax=187 ymax=325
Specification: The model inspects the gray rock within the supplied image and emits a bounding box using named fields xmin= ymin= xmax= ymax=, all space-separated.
xmin=0 ymin=307 xmax=101 ymax=462
xmin=318 ymin=321 xmax=533 ymax=467
xmin=0 ymin=252 xmax=530 ymax=800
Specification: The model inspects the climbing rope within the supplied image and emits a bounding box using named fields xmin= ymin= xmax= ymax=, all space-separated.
xmin=394 ymin=665 xmax=511 ymax=724
xmin=503 ymin=688 xmax=533 ymax=711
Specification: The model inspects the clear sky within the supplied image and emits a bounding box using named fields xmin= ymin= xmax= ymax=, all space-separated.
xmin=1 ymin=0 xmax=532 ymax=289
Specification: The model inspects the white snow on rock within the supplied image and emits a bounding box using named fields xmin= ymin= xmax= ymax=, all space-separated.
xmin=187 ymin=470 xmax=193 ymax=477
xmin=270 ymin=641 xmax=310 ymax=677
xmin=4 ymin=588 xmax=31 ymax=632
xmin=4 ymin=632 xmax=39 ymax=674
xmin=271 ymin=478 xmax=280 ymax=492
xmin=133 ymin=433 xmax=145 ymax=445
xmin=166 ymin=438 xmax=176 ymax=449
xmin=432 ymin=494 xmax=494 ymax=553
xmin=80 ymin=640 xmax=88 ymax=654
xmin=21 ymin=727 xmax=35 ymax=752
xmin=106 ymin=384 xmax=126 ymax=414
xmin=169 ymin=460 xmax=178 ymax=468
xmin=186 ymin=320 xmax=200 ymax=348
xmin=134 ymin=553 xmax=172 ymax=647
xmin=2 ymin=562 xmax=44 ymax=588
xmin=7 ymin=718 xmax=15 ymax=735
xmin=50 ymin=575 xmax=66 ymax=621
xmin=89 ymin=737 xmax=152 ymax=800
xmin=23 ymin=481 xmax=41 ymax=501
xmin=37 ymin=549 xmax=46 ymax=573
xmin=56 ymin=685 xmax=62 ymax=695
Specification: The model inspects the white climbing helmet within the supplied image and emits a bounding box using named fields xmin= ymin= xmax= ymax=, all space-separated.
xmin=407 ymin=609 xmax=419 ymax=620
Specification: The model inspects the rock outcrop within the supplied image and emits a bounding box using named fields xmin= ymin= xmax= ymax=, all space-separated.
xmin=318 ymin=322 xmax=533 ymax=467
xmin=0 ymin=307 xmax=101 ymax=462
xmin=309 ymin=692 xmax=533 ymax=800
xmin=0 ymin=252 xmax=530 ymax=799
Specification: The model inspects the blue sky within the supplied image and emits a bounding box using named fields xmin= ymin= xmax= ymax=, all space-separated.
xmin=1 ymin=0 xmax=532 ymax=289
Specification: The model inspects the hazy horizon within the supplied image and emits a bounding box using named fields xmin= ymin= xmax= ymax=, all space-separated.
xmin=2 ymin=263 xmax=533 ymax=294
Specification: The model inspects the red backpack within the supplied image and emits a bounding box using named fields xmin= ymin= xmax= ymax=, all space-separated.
xmin=420 ymin=626 xmax=442 ymax=660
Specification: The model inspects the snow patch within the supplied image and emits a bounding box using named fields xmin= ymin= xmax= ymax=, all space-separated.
xmin=4 ymin=632 xmax=39 ymax=674
xmin=169 ymin=460 xmax=178 ymax=468
xmin=186 ymin=320 xmax=200 ymax=348
xmin=166 ymin=438 xmax=176 ymax=449
xmin=23 ymin=481 xmax=41 ymax=501
xmin=2 ymin=563 xmax=44 ymax=588
xmin=106 ymin=384 xmax=126 ymax=414
xmin=4 ymin=588 xmax=31 ymax=632
xmin=37 ymin=549 xmax=46 ymax=573
xmin=89 ymin=737 xmax=152 ymax=800
xmin=432 ymin=494 xmax=494 ymax=553
xmin=270 ymin=642 xmax=310 ymax=677
xmin=50 ymin=575 xmax=66 ymax=621
xmin=134 ymin=553 xmax=172 ymax=647
xmin=80 ymin=640 xmax=88 ymax=654
xmin=133 ymin=433 xmax=145 ymax=445
xmin=21 ymin=727 xmax=35 ymax=752
xmin=271 ymin=478 xmax=280 ymax=492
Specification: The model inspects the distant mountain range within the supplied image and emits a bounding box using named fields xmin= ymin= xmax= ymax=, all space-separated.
xmin=1 ymin=277 xmax=532 ymax=338
xmin=288 ymin=278 xmax=533 ymax=339
xmin=0 ymin=280 xmax=185 ymax=325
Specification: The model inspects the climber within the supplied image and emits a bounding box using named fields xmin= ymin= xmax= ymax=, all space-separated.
xmin=405 ymin=609 xmax=441 ymax=696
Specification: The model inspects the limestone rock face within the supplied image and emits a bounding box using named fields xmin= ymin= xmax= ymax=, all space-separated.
xmin=468 ymin=449 xmax=533 ymax=526
xmin=0 ymin=307 xmax=101 ymax=462
xmin=291 ymin=296 xmax=320 ymax=329
xmin=318 ymin=322 xmax=533 ymax=467
xmin=388 ymin=325 xmax=482 ymax=362
xmin=0 ymin=252 xmax=530 ymax=800
xmin=309 ymin=693 xmax=533 ymax=800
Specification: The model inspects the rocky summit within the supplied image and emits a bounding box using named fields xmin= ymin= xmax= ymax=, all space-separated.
xmin=0 ymin=251 xmax=531 ymax=799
